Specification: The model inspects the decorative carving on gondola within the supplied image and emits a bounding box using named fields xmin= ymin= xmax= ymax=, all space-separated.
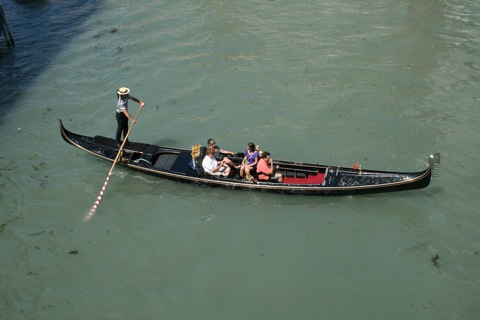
xmin=429 ymin=153 xmax=441 ymax=177
xmin=245 ymin=169 xmax=254 ymax=182
xmin=191 ymin=144 xmax=201 ymax=159
xmin=256 ymin=145 xmax=263 ymax=158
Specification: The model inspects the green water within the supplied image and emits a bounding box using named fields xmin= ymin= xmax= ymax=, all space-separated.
xmin=1 ymin=0 xmax=479 ymax=319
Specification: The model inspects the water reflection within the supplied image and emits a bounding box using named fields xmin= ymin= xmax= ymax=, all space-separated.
xmin=0 ymin=1 xmax=99 ymax=120
xmin=13 ymin=0 xmax=49 ymax=8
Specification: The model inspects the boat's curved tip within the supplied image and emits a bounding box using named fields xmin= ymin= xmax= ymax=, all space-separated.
xmin=428 ymin=153 xmax=440 ymax=177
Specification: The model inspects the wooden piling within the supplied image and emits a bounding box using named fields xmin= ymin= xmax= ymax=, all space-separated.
xmin=0 ymin=5 xmax=14 ymax=47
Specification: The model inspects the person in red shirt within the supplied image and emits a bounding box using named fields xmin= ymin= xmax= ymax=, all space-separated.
xmin=256 ymin=151 xmax=283 ymax=182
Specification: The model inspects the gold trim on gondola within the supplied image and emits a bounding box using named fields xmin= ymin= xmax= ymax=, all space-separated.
xmin=191 ymin=144 xmax=201 ymax=159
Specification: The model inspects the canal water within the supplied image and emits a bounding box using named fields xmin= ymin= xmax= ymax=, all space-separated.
xmin=1 ymin=0 xmax=479 ymax=319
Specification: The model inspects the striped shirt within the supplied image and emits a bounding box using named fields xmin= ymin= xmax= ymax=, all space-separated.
xmin=116 ymin=94 xmax=131 ymax=113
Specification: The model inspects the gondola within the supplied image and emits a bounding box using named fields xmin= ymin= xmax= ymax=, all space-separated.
xmin=59 ymin=120 xmax=440 ymax=196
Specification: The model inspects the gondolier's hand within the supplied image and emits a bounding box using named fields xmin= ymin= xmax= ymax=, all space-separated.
xmin=139 ymin=101 xmax=145 ymax=108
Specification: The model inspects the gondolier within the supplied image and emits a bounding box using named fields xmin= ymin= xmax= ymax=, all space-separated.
xmin=115 ymin=87 xmax=145 ymax=147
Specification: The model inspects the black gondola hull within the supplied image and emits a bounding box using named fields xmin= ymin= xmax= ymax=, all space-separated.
xmin=60 ymin=120 xmax=438 ymax=196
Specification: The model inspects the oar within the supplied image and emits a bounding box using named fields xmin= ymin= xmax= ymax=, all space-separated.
xmin=84 ymin=106 xmax=144 ymax=221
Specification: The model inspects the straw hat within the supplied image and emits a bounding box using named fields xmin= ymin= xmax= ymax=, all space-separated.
xmin=116 ymin=87 xmax=130 ymax=95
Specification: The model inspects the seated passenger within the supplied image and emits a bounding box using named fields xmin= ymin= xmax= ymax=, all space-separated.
xmin=256 ymin=151 xmax=283 ymax=183
xmin=202 ymin=147 xmax=231 ymax=177
xmin=240 ymin=142 xmax=259 ymax=177
xmin=207 ymin=138 xmax=238 ymax=169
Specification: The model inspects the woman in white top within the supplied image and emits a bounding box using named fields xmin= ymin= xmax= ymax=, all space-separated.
xmin=116 ymin=87 xmax=145 ymax=146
